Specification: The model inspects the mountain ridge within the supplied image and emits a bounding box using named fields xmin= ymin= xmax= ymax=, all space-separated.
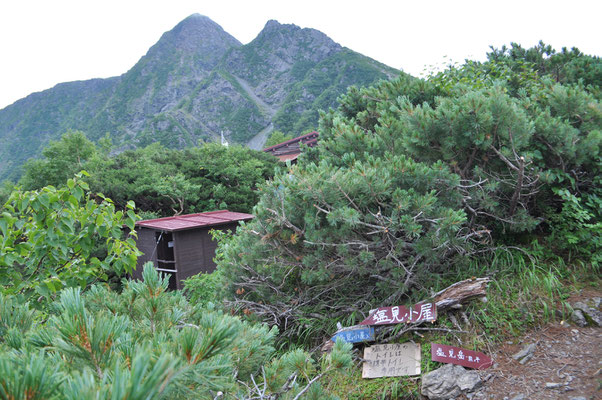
xmin=0 ymin=15 xmax=399 ymax=181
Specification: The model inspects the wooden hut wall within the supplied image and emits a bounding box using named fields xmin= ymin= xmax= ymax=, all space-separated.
xmin=174 ymin=222 xmax=241 ymax=285
xmin=172 ymin=229 xmax=204 ymax=286
xmin=133 ymin=228 xmax=158 ymax=281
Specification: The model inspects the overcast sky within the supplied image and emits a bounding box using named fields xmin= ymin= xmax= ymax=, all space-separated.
xmin=0 ymin=0 xmax=600 ymax=109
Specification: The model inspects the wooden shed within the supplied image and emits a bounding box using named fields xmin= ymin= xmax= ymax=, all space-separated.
xmin=132 ymin=210 xmax=253 ymax=290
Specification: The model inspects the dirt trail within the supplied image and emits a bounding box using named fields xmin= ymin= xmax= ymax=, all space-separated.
xmin=472 ymin=291 xmax=601 ymax=400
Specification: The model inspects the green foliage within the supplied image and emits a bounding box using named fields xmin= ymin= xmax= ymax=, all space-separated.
xmin=546 ymin=188 xmax=602 ymax=266
xmin=273 ymin=49 xmax=398 ymax=135
xmin=87 ymin=142 xmax=278 ymax=216
xmin=19 ymin=130 xmax=98 ymax=190
xmin=0 ymin=173 xmax=140 ymax=302
xmin=218 ymin=150 xmax=469 ymax=342
xmin=0 ymin=350 xmax=64 ymax=400
xmin=265 ymin=130 xmax=294 ymax=148
xmin=218 ymin=43 xmax=601 ymax=343
xmin=487 ymin=41 xmax=602 ymax=93
xmin=0 ymin=294 xmax=37 ymax=348
xmin=183 ymin=270 xmax=224 ymax=306
xmin=19 ymin=137 xmax=278 ymax=217
xmin=0 ymin=264 xmax=350 ymax=399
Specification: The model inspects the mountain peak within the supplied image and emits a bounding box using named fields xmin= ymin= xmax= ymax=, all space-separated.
xmin=165 ymin=14 xmax=241 ymax=48
xmin=263 ymin=19 xmax=282 ymax=30
xmin=139 ymin=14 xmax=241 ymax=71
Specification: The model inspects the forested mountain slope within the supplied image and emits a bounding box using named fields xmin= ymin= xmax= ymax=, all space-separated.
xmin=0 ymin=14 xmax=398 ymax=181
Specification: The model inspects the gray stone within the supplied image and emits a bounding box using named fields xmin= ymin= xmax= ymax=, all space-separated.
xmin=570 ymin=309 xmax=587 ymax=327
xmin=512 ymin=343 xmax=536 ymax=362
xmin=573 ymin=301 xmax=602 ymax=326
xmin=510 ymin=395 xmax=526 ymax=400
xmin=518 ymin=353 xmax=534 ymax=365
xmin=545 ymin=382 xmax=564 ymax=388
xmin=422 ymin=364 xmax=482 ymax=400
xmin=570 ymin=397 xmax=587 ymax=400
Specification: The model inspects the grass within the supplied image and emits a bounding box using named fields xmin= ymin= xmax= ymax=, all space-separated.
xmin=326 ymin=363 xmax=420 ymax=400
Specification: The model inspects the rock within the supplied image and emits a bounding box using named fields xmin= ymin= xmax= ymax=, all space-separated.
xmin=512 ymin=343 xmax=536 ymax=363
xmin=422 ymin=364 xmax=482 ymax=399
xmin=573 ymin=301 xmax=601 ymax=326
xmin=591 ymin=297 xmax=601 ymax=309
xmin=570 ymin=309 xmax=587 ymax=327
xmin=545 ymin=382 xmax=564 ymax=388
xmin=570 ymin=397 xmax=587 ymax=400
xmin=510 ymin=395 xmax=526 ymax=400
xmin=519 ymin=353 xmax=534 ymax=365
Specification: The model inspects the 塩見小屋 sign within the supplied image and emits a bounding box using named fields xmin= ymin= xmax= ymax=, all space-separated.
xmin=359 ymin=303 xmax=437 ymax=326
xmin=331 ymin=326 xmax=375 ymax=343
xmin=431 ymin=343 xmax=493 ymax=369
xmin=362 ymin=343 xmax=421 ymax=378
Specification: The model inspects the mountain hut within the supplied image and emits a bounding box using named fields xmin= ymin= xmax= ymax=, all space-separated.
xmin=133 ymin=210 xmax=253 ymax=290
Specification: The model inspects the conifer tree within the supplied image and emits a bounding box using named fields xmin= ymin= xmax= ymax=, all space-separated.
xmin=0 ymin=264 xmax=351 ymax=399
xmin=217 ymin=43 xmax=601 ymax=340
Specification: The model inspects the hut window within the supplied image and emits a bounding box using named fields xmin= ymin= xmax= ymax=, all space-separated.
xmin=156 ymin=232 xmax=175 ymax=263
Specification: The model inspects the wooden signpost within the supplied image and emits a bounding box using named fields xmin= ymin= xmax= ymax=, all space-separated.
xmin=362 ymin=343 xmax=421 ymax=378
xmin=359 ymin=303 xmax=437 ymax=326
xmin=431 ymin=343 xmax=493 ymax=370
xmin=331 ymin=326 xmax=375 ymax=343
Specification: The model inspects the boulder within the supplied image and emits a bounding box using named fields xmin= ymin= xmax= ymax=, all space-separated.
xmin=572 ymin=301 xmax=601 ymax=326
xmin=422 ymin=364 xmax=482 ymax=399
xmin=570 ymin=309 xmax=587 ymax=327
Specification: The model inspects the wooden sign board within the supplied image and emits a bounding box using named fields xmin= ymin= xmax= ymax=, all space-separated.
xmin=331 ymin=326 xmax=375 ymax=343
xmin=362 ymin=343 xmax=421 ymax=378
xmin=360 ymin=303 xmax=437 ymax=326
xmin=431 ymin=343 xmax=493 ymax=370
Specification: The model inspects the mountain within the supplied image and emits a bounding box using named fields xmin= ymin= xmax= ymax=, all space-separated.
xmin=0 ymin=15 xmax=398 ymax=181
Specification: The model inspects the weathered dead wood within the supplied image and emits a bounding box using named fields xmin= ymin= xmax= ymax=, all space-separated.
xmin=432 ymin=277 xmax=490 ymax=311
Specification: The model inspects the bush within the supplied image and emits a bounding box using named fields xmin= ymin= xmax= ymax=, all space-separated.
xmin=218 ymin=43 xmax=601 ymax=342
xmin=0 ymin=264 xmax=351 ymax=399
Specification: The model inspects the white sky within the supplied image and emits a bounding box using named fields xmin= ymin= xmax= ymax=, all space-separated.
xmin=0 ymin=0 xmax=600 ymax=109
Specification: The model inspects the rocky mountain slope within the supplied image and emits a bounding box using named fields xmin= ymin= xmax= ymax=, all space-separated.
xmin=0 ymin=14 xmax=398 ymax=181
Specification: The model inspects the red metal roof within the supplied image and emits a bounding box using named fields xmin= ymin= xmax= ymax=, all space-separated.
xmin=135 ymin=210 xmax=253 ymax=232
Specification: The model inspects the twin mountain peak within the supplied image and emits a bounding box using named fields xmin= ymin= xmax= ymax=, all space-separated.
xmin=0 ymin=14 xmax=399 ymax=181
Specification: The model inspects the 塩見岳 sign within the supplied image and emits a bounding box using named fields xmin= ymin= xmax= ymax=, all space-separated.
xmin=359 ymin=303 xmax=437 ymax=326
xmin=331 ymin=326 xmax=375 ymax=343
xmin=431 ymin=343 xmax=493 ymax=369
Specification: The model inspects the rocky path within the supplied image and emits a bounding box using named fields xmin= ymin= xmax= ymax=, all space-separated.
xmin=474 ymin=324 xmax=601 ymax=399
xmin=422 ymin=293 xmax=601 ymax=400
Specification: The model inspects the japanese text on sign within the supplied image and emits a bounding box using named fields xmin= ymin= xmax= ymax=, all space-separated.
xmin=431 ymin=343 xmax=493 ymax=370
xmin=359 ymin=303 xmax=437 ymax=326
xmin=331 ymin=327 xmax=375 ymax=343
xmin=362 ymin=343 xmax=421 ymax=378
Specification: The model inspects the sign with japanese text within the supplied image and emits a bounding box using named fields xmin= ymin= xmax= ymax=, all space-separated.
xmin=431 ymin=343 xmax=493 ymax=370
xmin=359 ymin=303 xmax=437 ymax=326
xmin=362 ymin=343 xmax=421 ymax=378
xmin=331 ymin=326 xmax=375 ymax=343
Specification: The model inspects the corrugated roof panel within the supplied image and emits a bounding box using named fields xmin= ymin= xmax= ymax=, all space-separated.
xmin=136 ymin=210 xmax=253 ymax=232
